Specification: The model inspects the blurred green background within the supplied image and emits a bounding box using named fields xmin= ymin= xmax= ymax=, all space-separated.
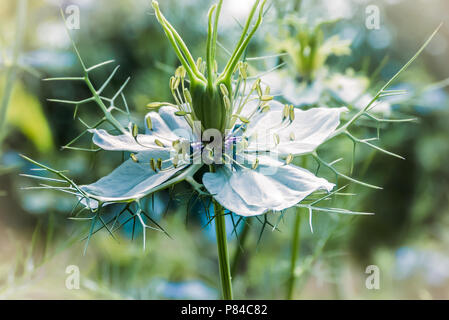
xmin=0 ymin=0 xmax=448 ymax=299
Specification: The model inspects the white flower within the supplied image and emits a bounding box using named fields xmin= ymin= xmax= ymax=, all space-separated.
xmin=326 ymin=73 xmax=392 ymax=115
xmin=83 ymin=101 xmax=347 ymax=216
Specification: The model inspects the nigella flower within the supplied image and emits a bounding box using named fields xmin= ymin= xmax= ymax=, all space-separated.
xmin=86 ymin=100 xmax=346 ymax=216
xmin=59 ymin=0 xmax=348 ymax=217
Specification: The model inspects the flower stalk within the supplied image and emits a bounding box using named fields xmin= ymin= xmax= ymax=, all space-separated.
xmin=213 ymin=197 xmax=233 ymax=300
xmin=286 ymin=208 xmax=302 ymax=299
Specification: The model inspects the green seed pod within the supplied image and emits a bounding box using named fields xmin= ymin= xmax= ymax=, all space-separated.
xmin=189 ymin=81 xmax=229 ymax=133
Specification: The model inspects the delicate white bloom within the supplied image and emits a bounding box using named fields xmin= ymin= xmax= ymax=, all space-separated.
xmin=83 ymin=101 xmax=346 ymax=216
xmin=326 ymin=73 xmax=392 ymax=115
xmin=260 ymin=71 xmax=324 ymax=106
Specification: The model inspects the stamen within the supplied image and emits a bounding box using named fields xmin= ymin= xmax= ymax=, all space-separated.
xmin=260 ymin=95 xmax=273 ymax=102
xmin=214 ymin=60 xmax=218 ymax=73
xmin=252 ymin=158 xmax=259 ymax=170
xmin=175 ymin=65 xmax=186 ymax=78
xmin=261 ymin=104 xmax=270 ymax=113
xmin=289 ymin=132 xmax=295 ymax=141
xmin=132 ymin=123 xmax=139 ymax=138
xmin=239 ymin=62 xmax=248 ymax=80
xmin=273 ymin=133 xmax=280 ymax=145
xmin=282 ymin=104 xmax=290 ymax=120
xmin=147 ymin=102 xmax=166 ymax=109
xmin=130 ymin=153 xmax=139 ymax=163
xmin=223 ymin=95 xmax=232 ymax=111
xmin=154 ymin=139 xmax=165 ymax=147
xmin=196 ymin=57 xmax=203 ymax=70
xmin=288 ymin=104 xmax=295 ymax=122
xmin=183 ymin=88 xmax=192 ymax=105
xmin=150 ymin=158 xmax=156 ymax=172
xmin=146 ymin=116 xmax=153 ymax=131
xmin=238 ymin=115 xmax=250 ymax=124
xmin=220 ymin=83 xmax=229 ymax=97
xmin=172 ymin=155 xmax=179 ymax=168
xmin=264 ymin=85 xmax=271 ymax=95
xmin=252 ymin=78 xmax=262 ymax=97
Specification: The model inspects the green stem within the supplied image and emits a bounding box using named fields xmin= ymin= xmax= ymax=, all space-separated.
xmin=213 ymin=199 xmax=233 ymax=300
xmin=220 ymin=0 xmax=266 ymax=82
xmin=286 ymin=208 xmax=302 ymax=299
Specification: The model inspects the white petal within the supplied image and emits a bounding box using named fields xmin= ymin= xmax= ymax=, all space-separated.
xmin=153 ymin=105 xmax=193 ymax=139
xmin=246 ymin=101 xmax=347 ymax=156
xmin=90 ymin=106 xmax=193 ymax=152
xmin=202 ymin=166 xmax=267 ymax=217
xmin=80 ymin=149 xmax=186 ymax=203
xmin=260 ymin=71 xmax=324 ymax=106
xmin=355 ymin=94 xmax=391 ymax=116
xmin=202 ymin=156 xmax=334 ymax=217
xmin=90 ymin=129 xmax=164 ymax=152
xmin=145 ymin=106 xmax=192 ymax=140
xmin=326 ymin=73 xmax=369 ymax=103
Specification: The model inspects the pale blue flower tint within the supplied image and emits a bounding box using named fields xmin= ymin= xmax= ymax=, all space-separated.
xmin=415 ymin=88 xmax=449 ymax=114
xmin=367 ymin=28 xmax=393 ymax=50
xmin=385 ymin=84 xmax=414 ymax=106
xmin=147 ymin=278 xmax=218 ymax=300
xmin=21 ymin=50 xmax=75 ymax=70
xmin=2 ymin=151 xmax=24 ymax=168
xmin=394 ymin=247 xmax=449 ymax=286
xmin=22 ymin=192 xmax=74 ymax=214
xmin=260 ymin=72 xmax=324 ymax=107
